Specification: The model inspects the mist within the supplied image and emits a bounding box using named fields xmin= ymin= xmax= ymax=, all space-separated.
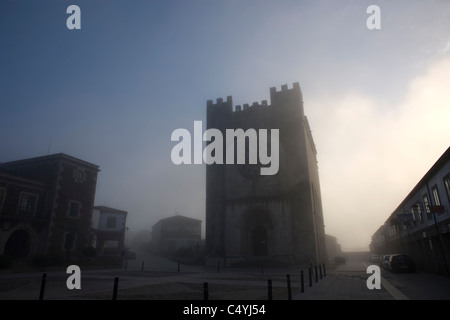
xmin=308 ymin=58 xmax=450 ymax=251
xmin=1 ymin=0 xmax=450 ymax=253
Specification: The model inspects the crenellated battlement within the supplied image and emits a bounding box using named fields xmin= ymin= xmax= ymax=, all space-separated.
xmin=207 ymin=94 xmax=271 ymax=114
xmin=269 ymin=82 xmax=301 ymax=95
xmin=270 ymin=82 xmax=304 ymax=113
xmin=207 ymin=82 xmax=302 ymax=118
xmin=234 ymin=100 xmax=268 ymax=112
xmin=207 ymin=95 xmax=233 ymax=107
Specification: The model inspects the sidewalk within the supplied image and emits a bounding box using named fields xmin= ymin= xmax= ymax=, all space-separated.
xmin=293 ymin=261 xmax=450 ymax=300
xmin=2 ymin=260 xmax=449 ymax=300
xmin=293 ymin=270 xmax=393 ymax=300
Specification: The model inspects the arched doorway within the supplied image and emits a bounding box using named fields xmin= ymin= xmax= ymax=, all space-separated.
xmin=252 ymin=225 xmax=268 ymax=256
xmin=4 ymin=230 xmax=31 ymax=258
xmin=242 ymin=207 xmax=272 ymax=257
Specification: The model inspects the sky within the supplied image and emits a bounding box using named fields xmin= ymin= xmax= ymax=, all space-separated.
xmin=1 ymin=0 xmax=449 ymax=251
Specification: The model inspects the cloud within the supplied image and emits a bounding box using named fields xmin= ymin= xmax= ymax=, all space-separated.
xmin=307 ymin=57 xmax=450 ymax=251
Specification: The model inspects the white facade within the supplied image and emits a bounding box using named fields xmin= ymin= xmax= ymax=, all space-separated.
xmin=92 ymin=208 xmax=126 ymax=231
xmin=91 ymin=206 xmax=128 ymax=256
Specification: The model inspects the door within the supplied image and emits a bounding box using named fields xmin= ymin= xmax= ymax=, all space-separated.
xmin=252 ymin=225 xmax=268 ymax=256
xmin=4 ymin=230 xmax=31 ymax=258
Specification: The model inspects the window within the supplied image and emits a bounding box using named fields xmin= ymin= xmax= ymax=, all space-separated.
xmin=104 ymin=240 xmax=119 ymax=248
xmin=424 ymin=194 xmax=432 ymax=220
xmin=106 ymin=216 xmax=117 ymax=228
xmin=63 ymin=232 xmax=76 ymax=252
xmin=415 ymin=203 xmax=423 ymax=222
xmin=17 ymin=192 xmax=38 ymax=217
xmin=423 ymin=195 xmax=430 ymax=212
xmin=0 ymin=188 xmax=6 ymax=213
xmin=410 ymin=207 xmax=416 ymax=222
xmin=444 ymin=175 xmax=450 ymax=202
xmin=432 ymin=186 xmax=441 ymax=206
xmin=67 ymin=201 xmax=81 ymax=218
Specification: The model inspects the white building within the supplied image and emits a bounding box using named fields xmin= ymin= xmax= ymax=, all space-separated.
xmin=92 ymin=206 xmax=128 ymax=256
xmin=151 ymin=215 xmax=201 ymax=255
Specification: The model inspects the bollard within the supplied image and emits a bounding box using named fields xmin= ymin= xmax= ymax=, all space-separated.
xmin=286 ymin=274 xmax=292 ymax=300
xmin=308 ymin=267 xmax=312 ymax=287
xmin=39 ymin=273 xmax=47 ymax=300
xmin=319 ymin=264 xmax=323 ymax=279
xmin=323 ymin=264 xmax=326 ymax=277
xmin=141 ymin=261 xmax=144 ymax=272
xmin=112 ymin=277 xmax=119 ymax=300
xmin=268 ymin=279 xmax=273 ymax=300
xmin=203 ymin=282 xmax=209 ymax=300
xmin=315 ymin=265 xmax=318 ymax=282
xmin=301 ymin=270 xmax=304 ymax=293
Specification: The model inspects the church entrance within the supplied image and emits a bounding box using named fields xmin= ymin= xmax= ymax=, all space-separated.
xmin=252 ymin=225 xmax=268 ymax=256
xmin=4 ymin=230 xmax=31 ymax=259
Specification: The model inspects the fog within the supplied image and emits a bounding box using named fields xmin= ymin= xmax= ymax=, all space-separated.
xmin=308 ymin=58 xmax=450 ymax=250
xmin=1 ymin=1 xmax=449 ymax=252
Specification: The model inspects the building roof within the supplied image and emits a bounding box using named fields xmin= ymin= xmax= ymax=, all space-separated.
xmin=387 ymin=146 xmax=450 ymax=221
xmin=93 ymin=206 xmax=128 ymax=215
xmin=154 ymin=215 xmax=202 ymax=226
xmin=0 ymin=153 xmax=100 ymax=171
xmin=325 ymin=234 xmax=337 ymax=241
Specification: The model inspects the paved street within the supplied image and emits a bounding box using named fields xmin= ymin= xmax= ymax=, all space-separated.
xmin=1 ymin=251 xmax=449 ymax=300
xmin=294 ymin=261 xmax=393 ymax=300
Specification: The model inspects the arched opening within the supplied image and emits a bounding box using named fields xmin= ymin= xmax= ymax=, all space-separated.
xmin=242 ymin=207 xmax=273 ymax=258
xmin=252 ymin=225 xmax=268 ymax=256
xmin=4 ymin=230 xmax=31 ymax=259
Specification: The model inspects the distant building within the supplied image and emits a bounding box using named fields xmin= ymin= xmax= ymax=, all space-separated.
xmin=370 ymin=147 xmax=450 ymax=274
xmin=325 ymin=234 xmax=342 ymax=263
xmin=129 ymin=229 xmax=152 ymax=250
xmin=151 ymin=215 xmax=202 ymax=255
xmin=91 ymin=206 xmax=128 ymax=256
xmin=370 ymin=225 xmax=386 ymax=255
xmin=0 ymin=153 xmax=99 ymax=260
xmin=205 ymin=83 xmax=326 ymax=266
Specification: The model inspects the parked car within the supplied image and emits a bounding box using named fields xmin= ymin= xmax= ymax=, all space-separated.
xmin=380 ymin=254 xmax=393 ymax=270
xmin=389 ymin=254 xmax=415 ymax=273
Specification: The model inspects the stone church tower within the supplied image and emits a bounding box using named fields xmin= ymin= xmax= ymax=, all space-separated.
xmin=205 ymin=83 xmax=326 ymax=266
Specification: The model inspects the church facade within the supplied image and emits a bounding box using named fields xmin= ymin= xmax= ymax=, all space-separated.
xmin=205 ymin=83 xmax=326 ymax=267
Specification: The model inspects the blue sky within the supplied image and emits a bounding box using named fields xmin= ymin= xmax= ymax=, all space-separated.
xmin=1 ymin=0 xmax=449 ymax=251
